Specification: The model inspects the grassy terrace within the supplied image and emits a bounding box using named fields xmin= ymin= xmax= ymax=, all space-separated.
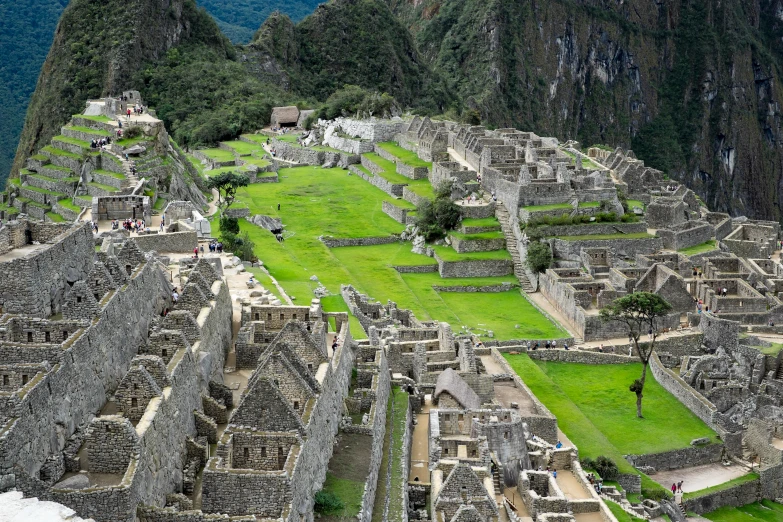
xmin=117 ymin=136 xmax=147 ymax=148
xmin=42 ymin=146 xmax=82 ymax=160
xmin=363 ymin=153 xmax=435 ymax=199
xmin=20 ymin=184 xmax=66 ymax=197
xmin=627 ymin=200 xmax=645 ymax=210
xmin=57 ymin=199 xmax=81 ymax=213
xmin=706 ymin=500 xmax=783 ymax=522
xmin=605 ymin=500 xmax=645 ymax=522
xmin=578 ymin=201 xmax=600 ymax=208
xmin=46 ymin=212 xmax=65 ymax=222
xmin=432 ymin=245 xmax=511 ymax=262
xmin=377 ymin=142 xmax=431 ymax=168
xmin=76 ymin=114 xmax=111 ymax=123
xmin=555 ymin=232 xmax=655 ymax=240
xmin=54 ymin=135 xmax=91 ymax=149
xmin=199 ymin=148 xmax=235 ymax=162
xmin=523 ymin=202 xmax=573 ymax=212
xmin=461 ymin=217 xmax=501 ymax=228
xmin=87 ymin=182 xmax=120 ymax=192
xmin=40 ymin=164 xmax=74 ymax=175
xmin=29 ymin=173 xmax=78 ymax=184
xmin=76 ymin=195 xmax=94 ymax=204
xmin=679 ymin=240 xmax=718 ymax=256
xmin=562 ymin=149 xmax=602 ymax=170
xmin=93 ymin=169 xmax=126 ymax=180
xmin=227 ymin=166 xmax=563 ymax=340
xmin=223 ymin=140 xmax=263 ymax=156
xmin=450 ymin=230 xmax=505 ymax=241
xmin=242 ymin=157 xmax=271 ymax=169
xmin=66 ymin=125 xmax=110 ymax=137
xmin=504 ymin=355 xmax=717 ymax=493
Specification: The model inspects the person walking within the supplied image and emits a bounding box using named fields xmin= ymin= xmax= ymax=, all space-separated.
xmin=671 ymin=483 xmax=677 ymax=495
xmin=194 ymin=247 xmax=199 ymax=258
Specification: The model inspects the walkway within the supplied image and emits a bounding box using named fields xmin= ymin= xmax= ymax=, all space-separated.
xmin=409 ymin=396 xmax=432 ymax=484
xmin=556 ymin=471 xmax=591 ymax=500
xmin=651 ymin=462 xmax=751 ymax=495
xmin=448 ymin=147 xmax=475 ymax=171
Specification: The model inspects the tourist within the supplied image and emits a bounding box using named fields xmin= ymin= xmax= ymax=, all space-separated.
xmin=552 ymin=470 xmax=557 ymax=479
xmin=564 ymin=343 xmax=569 ymax=351
xmin=194 ymin=247 xmax=199 ymax=258
xmin=599 ymin=343 xmax=604 ymax=353
xmin=248 ymin=276 xmax=256 ymax=286
xmin=159 ymin=221 xmax=164 ymax=232
xmin=671 ymin=483 xmax=677 ymax=494
xmin=628 ymin=346 xmax=633 ymax=357
xmin=172 ymin=290 xmax=179 ymax=303
xmin=217 ymin=242 xmax=223 ymax=253
xmin=555 ymin=440 xmax=562 ymax=449
xmin=551 ymin=340 xmax=557 ymax=349
xmin=545 ymin=340 xmax=550 ymax=349
xmin=677 ymin=481 xmax=683 ymax=493
xmin=200 ymin=245 xmax=204 ymax=255
xmin=277 ymin=203 xmax=281 ymax=211
xmin=332 ymin=338 xmax=338 ymax=350
xmin=533 ymin=342 xmax=539 ymax=350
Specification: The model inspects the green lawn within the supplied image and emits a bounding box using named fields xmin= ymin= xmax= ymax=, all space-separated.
xmin=116 ymin=136 xmax=147 ymax=148
xmin=461 ymin=217 xmax=501 ymax=229
xmin=706 ymin=500 xmax=783 ymax=522
xmin=364 ymin=153 xmax=408 ymax=182
xmin=57 ymin=199 xmax=81 ymax=213
xmin=758 ymin=342 xmax=783 ymax=356
xmin=241 ymin=133 xmax=270 ymax=145
xmin=242 ymin=157 xmax=271 ymax=169
xmin=46 ymin=212 xmax=65 ymax=222
xmin=53 ymin=135 xmax=91 ymax=149
xmin=523 ymin=203 xmax=573 ymax=212
xmin=432 ymin=245 xmax=511 ymax=262
xmin=504 ymin=355 xmax=717 ymax=492
xmin=87 ymin=182 xmax=120 ymax=193
xmin=223 ymin=140 xmax=264 ymax=156
xmin=555 ymin=233 xmax=655 ymax=240
xmin=318 ymin=473 xmax=364 ymax=518
xmin=578 ymin=201 xmax=600 ymax=208
xmin=274 ymin=133 xmax=302 ymax=144
xmin=199 ymin=148 xmax=235 ymax=162
xmin=42 ymin=146 xmax=81 ymax=160
xmin=66 ymin=125 xmax=110 ymax=137
xmin=93 ymin=169 xmax=126 ymax=180
xmin=679 ymin=240 xmax=718 ymax=256
xmin=76 ymin=114 xmax=111 ymax=123
xmin=225 ymin=166 xmax=563 ymax=340
xmin=627 ymin=200 xmax=645 ymax=210
xmin=377 ymin=142 xmax=431 ymax=168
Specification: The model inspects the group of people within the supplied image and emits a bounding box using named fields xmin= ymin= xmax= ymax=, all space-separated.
xmin=208 ymin=241 xmax=224 ymax=254
xmin=671 ymin=481 xmax=685 ymax=494
xmin=126 ymin=105 xmax=145 ymax=118
xmin=527 ymin=340 xmax=569 ymax=351
xmin=90 ymin=137 xmax=112 ymax=149
xmin=112 ymin=218 xmax=147 ymax=233
xmin=586 ymin=473 xmax=604 ymax=493
xmin=665 ymin=184 xmax=678 ymax=191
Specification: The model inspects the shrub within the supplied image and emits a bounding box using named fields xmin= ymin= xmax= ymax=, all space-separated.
xmin=527 ymin=242 xmax=552 ymax=273
xmin=124 ymin=126 xmax=143 ymax=139
xmin=641 ymin=488 xmax=672 ymax=501
xmin=314 ymin=490 xmax=344 ymax=514
xmin=580 ymin=457 xmax=595 ymax=471
xmin=219 ymin=215 xmax=239 ymax=235
xmin=593 ymin=455 xmax=619 ymax=481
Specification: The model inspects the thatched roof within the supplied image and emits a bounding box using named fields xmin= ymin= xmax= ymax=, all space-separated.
xmin=433 ymin=368 xmax=481 ymax=410
xmin=271 ymin=106 xmax=300 ymax=125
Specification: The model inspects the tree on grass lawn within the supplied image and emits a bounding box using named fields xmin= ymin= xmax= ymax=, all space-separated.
xmin=416 ymin=181 xmax=461 ymax=242
xmin=206 ymin=171 xmax=249 ymax=209
xmin=599 ymin=292 xmax=673 ymax=418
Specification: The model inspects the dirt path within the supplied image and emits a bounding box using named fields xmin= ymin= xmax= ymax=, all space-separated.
xmin=652 ymin=462 xmax=751 ymax=494
xmin=409 ymin=396 xmax=432 ymax=484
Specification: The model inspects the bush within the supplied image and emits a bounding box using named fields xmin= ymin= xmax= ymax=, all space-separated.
xmin=593 ymin=456 xmax=619 ymax=481
xmin=314 ymin=490 xmax=344 ymax=514
xmin=219 ymin=215 xmax=239 ymax=235
xmin=124 ymin=126 xmax=143 ymax=139
xmin=527 ymin=242 xmax=552 ymax=273
xmin=580 ymin=457 xmax=595 ymax=471
xmin=317 ymin=85 xmax=398 ymax=120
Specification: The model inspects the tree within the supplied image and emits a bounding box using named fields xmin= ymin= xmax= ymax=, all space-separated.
xmin=206 ymin=171 xmax=249 ymax=209
xmin=599 ymin=292 xmax=673 ymax=418
xmin=526 ymin=242 xmax=552 ymax=273
xmin=416 ymin=181 xmax=461 ymax=242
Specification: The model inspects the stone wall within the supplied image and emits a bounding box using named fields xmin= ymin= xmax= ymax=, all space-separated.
xmin=449 ymin=235 xmax=506 ymax=254
xmin=532 ymin=222 xmax=648 ymax=238
xmin=133 ymin=231 xmax=198 ymax=253
xmin=0 ymin=222 xmax=94 ymax=317
xmin=333 ymin=118 xmax=405 ymax=143
xmin=682 ymin=477 xmax=760 ymax=514
xmin=358 ymin=351 xmax=391 ymax=522
xmin=434 ymin=253 xmax=514 ymax=278
xmin=320 ymin=236 xmax=400 ymax=248
xmin=649 ymin=353 xmax=717 ymax=428
xmin=382 ymin=201 xmax=412 ymax=224
xmin=624 ymin=444 xmax=723 ymax=472
xmin=549 ymin=237 xmax=663 ymax=262
xmin=527 ymin=350 xmax=632 ymax=364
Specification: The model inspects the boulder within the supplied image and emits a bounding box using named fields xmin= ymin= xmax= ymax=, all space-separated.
xmin=54 ymin=473 xmax=90 ymax=490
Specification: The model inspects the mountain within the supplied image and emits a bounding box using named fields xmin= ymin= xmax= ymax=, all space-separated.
xmin=197 ymin=0 xmax=324 ymax=43
xmin=0 ymin=0 xmax=67 ymax=194
xmin=387 ymin=0 xmax=783 ymax=220
xmin=0 ymin=0 xmax=322 ymax=189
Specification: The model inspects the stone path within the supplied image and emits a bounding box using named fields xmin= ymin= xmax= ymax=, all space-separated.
xmin=495 ymin=202 xmax=535 ymax=293
xmin=651 ymin=462 xmax=751 ymax=494
xmin=556 ymin=471 xmax=592 ymax=500
xmin=447 ymin=147 xmax=474 ymax=171
xmin=409 ymin=396 xmax=432 ymax=484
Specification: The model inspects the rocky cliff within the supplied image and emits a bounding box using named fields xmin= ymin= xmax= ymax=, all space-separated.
xmin=388 ymin=0 xmax=783 ymax=220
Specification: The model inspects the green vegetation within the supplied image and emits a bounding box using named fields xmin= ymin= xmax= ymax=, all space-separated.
xmin=199 ymin=148 xmax=236 ymax=163
xmin=450 ymin=230 xmax=504 ymax=241
xmin=77 ymin=114 xmax=111 ymax=123
xmin=605 ymin=500 xmax=646 ymax=522
xmin=377 ymin=142 xmax=431 ymax=168
xmin=757 ymin=342 xmax=783 ymax=356
xmin=66 ymin=125 xmax=110 ymax=137
xmin=683 ymin=473 xmax=758 ymax=500
xmin=223 ymin=165 xmax=562 ymax=340
xmin=705 ymin=500 xmax=783 ymax=522
xmin=41 ymin=146 xmax=81 ymax=160
xmin=523 ymin=203 xmax=572 ymax=212
xmin=527 ymin=242 xmax=553 ymax=273
xmin=461 ymin=217 xmax=501 ymax=229
xmin=504 ymin=354 xmax=716 ymax=493
xmin=45 ymin=212 xmax=65 ymax=222
xmin=679 ymin=240 xmax=719 ymax=256
xmin=222 ymin=140 xmax=263 ymax=156
xmin=53 ymin=135 xmax=91 ymax=149
xmin=577 ymin=201 xmax=600 ymax=208
xmin=555 ymin=233 xmax=655 ymax=241
xmin=432 ymin=245 xmax=510 ymax=262
xmin=87 ymin=182 xmax=120 ymax=193
xmin=416 ymin=182 xmax=460 ymax=241
xmin=92 ymin=169 xmax=126 ymax=180
xmin=627 ymin=200 xmax=645 ymax=210
xmin=523 ymin=211 xmax=638 ymax=233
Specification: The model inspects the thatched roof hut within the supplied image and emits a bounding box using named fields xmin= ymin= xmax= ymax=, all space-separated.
xmin=271 ymin=106 xmax=300 ymax=127
xmin=433 ymin=368 xmax=481 ymax=409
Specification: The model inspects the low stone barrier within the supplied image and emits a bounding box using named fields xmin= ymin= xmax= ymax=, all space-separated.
xmin=352 ymin=163 xmax=406 ymax=197
xmin=402 ymin=187 xmax=430 ymax=206
xmin=382 ymin=201 xmax=411 ymax=224
xmin=460 ymin=202 xmax=496 ymax=219
xmin=192 ymin=150 xmax=235 ymax=170
xmin=396 ymin=162 xmax=429 ymax=180
xmin=432 ymin=283 xmax=518 ymax=292
xmin=435 ymin=256 xmax=514 ymax=278
xmin=650 ymin=353 xmax=717 ymax=428
xmin=527 ymin=349 xmax=632 ymax=364
xmin=625 ymin=444 xmax=724 ymax=472
xmin=393 ymin=265 xmax=438 ymax=274
xmin=133 ymin=231 xmax=198 ymax=253
xmin=449 ymin=235 xmax=506 ymax=253
xmin=321 ymin=236 xmax=400 ymax=248
xmin=532 ymin=222 xmax=648 ymax=238
xmin=682 ymin=477 xmax=760 ymax=514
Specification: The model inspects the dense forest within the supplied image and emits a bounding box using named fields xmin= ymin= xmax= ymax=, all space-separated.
xmin=199 ymin=0 xmax=323 ymax=43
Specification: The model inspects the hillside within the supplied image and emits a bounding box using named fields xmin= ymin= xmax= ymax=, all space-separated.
xmin=387 ymin=0 xmax=783 ymax=220
xmin=198 ymin=0 xmax=324 ymax=43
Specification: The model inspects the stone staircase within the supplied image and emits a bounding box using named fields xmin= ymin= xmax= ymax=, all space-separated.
xmin=495 ymin=202 xmax=535 ymax=293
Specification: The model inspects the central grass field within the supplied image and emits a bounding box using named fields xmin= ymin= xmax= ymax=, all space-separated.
xmin=504 ymin=354 xmax=717 ymax=491
xmin=228 ymin=166 xmax=566 ymax=340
